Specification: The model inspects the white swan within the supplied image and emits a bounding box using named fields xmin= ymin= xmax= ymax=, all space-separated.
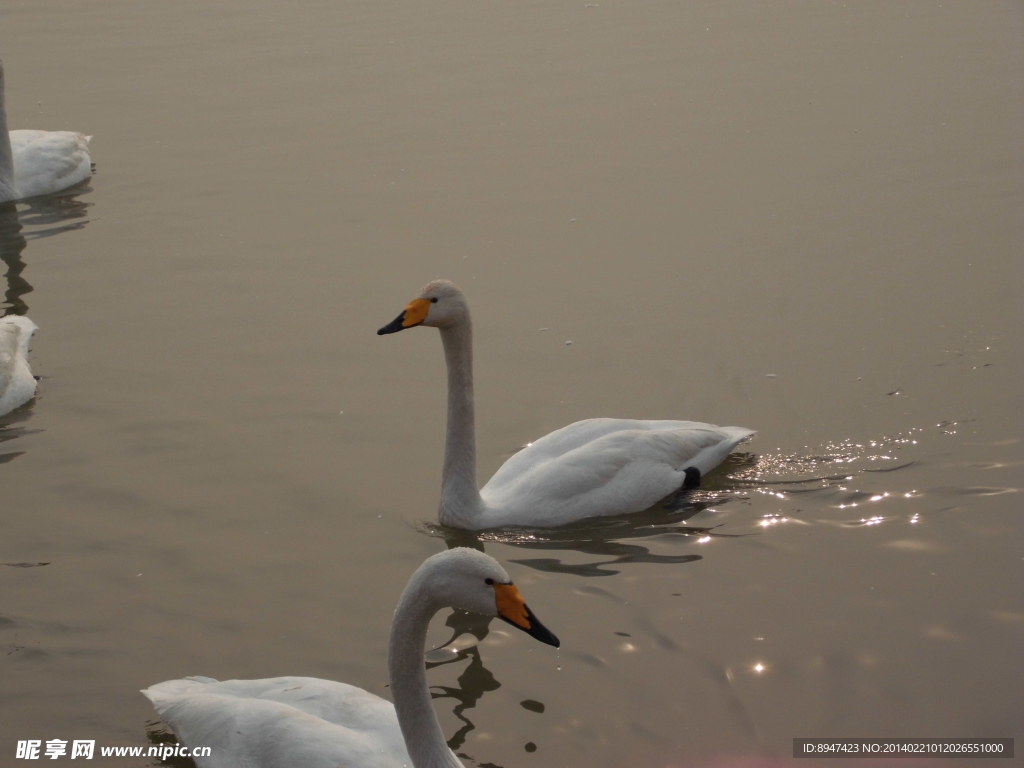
xmin=378 ymin=280 xmax=755 ymax=529
xmin=0 ymin=315 xmax=38 ymax=416
xmin=0 ymin=59 xmax=92 ymax=204
xmin=143 ymin=548 xmax=559 ymax=768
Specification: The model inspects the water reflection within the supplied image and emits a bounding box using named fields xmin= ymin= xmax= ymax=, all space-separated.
xmin=0 ymin=401 xmax=40 ymax=463
xmin=1 ymin=561 xmax=49 ymax=567
xmin=421 ymin=437 xmax=929 ymax=578
xmin=0 ymin=187 xmax=92 ymax=317
xmin=0 ymin=202 xmax=30 ymax=315
xmin=437 ymin=518 xmax=712 ymax=577
xmin=426 ymin=455 xmax=758 ymax=577
xmin=729 ymin=435 xmax=918 ymax=485
xmin=430 ymin=645 xmax=500 ymax=751
xmin=424 ymin=608 xmax=497 ymax=752
xmin=0 ymin=189 xmax=92 ymax=459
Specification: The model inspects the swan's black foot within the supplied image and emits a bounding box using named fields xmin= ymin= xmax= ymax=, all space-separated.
xmin=681 ymin=467 xmax=701 ymax=490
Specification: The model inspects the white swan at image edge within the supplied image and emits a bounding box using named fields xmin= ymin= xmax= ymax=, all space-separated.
xmin=0 ymin=315 xmax=38 ymax=416
xmin=0 ymin=59 xmax=92 ymax=204
xmin=378 ymin=279 xmax=755 ymax=529
xmin=143 ymin=548 xmax=559 ymax=768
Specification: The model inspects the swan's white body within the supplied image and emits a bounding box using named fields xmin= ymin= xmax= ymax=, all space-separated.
xmin=480 ymin=417 xmax=754 ymax=527
xmin=0 ymin=60 xmax=92 ymax=204
xmin=0 ymin=315 xmax=38 ymax=416
xmin=143 ymin=549 xmax=559 ymax=768
xmin=143 ymin=676 xmax=410 ymax=768
xmin=378 ymin=280 xmax=755 ymax=530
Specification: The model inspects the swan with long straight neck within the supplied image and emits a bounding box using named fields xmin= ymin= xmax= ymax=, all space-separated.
xmin=378 ymin=279 xmax=755 ymax=530
xmin=0 ymin=59 xmax=92 ymax=204
xmin=143 ymin=548 xmax=559 ymax=768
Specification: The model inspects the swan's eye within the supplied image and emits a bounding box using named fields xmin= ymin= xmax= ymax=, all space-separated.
xmin=485 ymin=578 xmax=494 ymax=585
xmin=430 ymin=297 xmax=439 ymax=303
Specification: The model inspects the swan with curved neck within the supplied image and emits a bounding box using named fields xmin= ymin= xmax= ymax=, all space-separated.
xmin=0 ymin=59 xmax=92 ymax=204
xmin=143 ymin=548 xmax=559 ymax=768
xmin=378 ymin=279 xmax=755 ymax=529
xmin=0 ymin=315 xmax=38 ymax=416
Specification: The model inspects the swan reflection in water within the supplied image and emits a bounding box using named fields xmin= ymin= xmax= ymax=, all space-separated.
xmin=426 ymin=434 xmax=916 ymax=578
xmin=425 ymin=451 xmax=760 ymax=578
xmin=0 ymin=186 xmax=92 ymax=317
xmin=0 ymin=188 xmax=92 ymax=451
xmin=427 ymin=608 xmax=500 ymax=753
xmin=0 ymin=201 xmax=29 ymax=315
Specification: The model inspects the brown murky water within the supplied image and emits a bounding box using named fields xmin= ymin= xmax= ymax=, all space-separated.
xmin=2 ymin=1 xmax=1022 ymax=766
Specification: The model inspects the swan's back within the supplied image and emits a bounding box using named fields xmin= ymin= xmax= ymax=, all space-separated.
xmin=0 ymin=315 xmax=38 ymax=415
xmin=486 ymin=418 xmax=753 ymax=492
xmin=479 ymin=418 xmax=755 ymax=526
xmin=9 ymin=129 xmax=91 ymax=199
xmin=143 ymin=676 xmax=410 ymax=768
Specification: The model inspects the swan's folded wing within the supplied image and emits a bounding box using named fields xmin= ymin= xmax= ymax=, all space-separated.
xmin=146 ymin=676 xmax=402 ymax=735
xmin=10 ymin=130 xmax=92 ymax=199
xmin=143 ymin=677 xmax=408 ymax=768
xmin=482 ymin=425 xmax=754 ymax=526
xmin=486 ymin=418 xmax=749 ymax=494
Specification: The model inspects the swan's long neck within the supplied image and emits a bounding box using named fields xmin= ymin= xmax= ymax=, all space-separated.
xmin=438 ymin=317 xmax=485 ymax=527
xmin=388 ymin=576 xmax=463 ymax=768
xmin=0 ymin=62 xmax=17 ymax=203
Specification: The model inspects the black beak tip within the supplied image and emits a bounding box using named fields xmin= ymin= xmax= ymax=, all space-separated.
xmin=532 ymin=624 xmax=561 ymax=648
xmin=377 ymin=313 xmax=407 ymax=335
xmin=501 ymin=604 xmax=560 ymax=648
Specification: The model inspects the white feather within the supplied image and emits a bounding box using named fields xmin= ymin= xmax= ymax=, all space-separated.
xmin=7 ymin=129 xmax=92 ymax=200
xmin=481 ymin=419 xmax=754 ymax=527
xmin=0 ymin=59 xmax=92 ymax=203
xmin=0 ymin=315 xmax=38 ymax=416
xmin=144 ymin=677 xmax=409 ymax=768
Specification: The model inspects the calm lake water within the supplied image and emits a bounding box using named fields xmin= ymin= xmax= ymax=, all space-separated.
xmin=1 ymin=1 xmax=1022 ymax=766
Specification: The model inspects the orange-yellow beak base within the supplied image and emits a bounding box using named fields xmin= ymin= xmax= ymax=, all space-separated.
xmin=495 ymin=583 xmax=559 ymax=647
xmin=377 ymin=298 xmax=431 ymax=335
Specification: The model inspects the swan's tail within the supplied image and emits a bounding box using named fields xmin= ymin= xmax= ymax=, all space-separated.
xmin=141 ymin=676 xmax=219 ymax=709
xmin=687 ymin=426 xmax=756 ymax=477
xmin=722 ymin=426 xmax=757 ymax=444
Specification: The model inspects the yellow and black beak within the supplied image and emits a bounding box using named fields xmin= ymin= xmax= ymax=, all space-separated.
xmin=377 ymin=298 xmax=432 ymax=335
xmin=494 ymin=583 xmax=560 ymax=648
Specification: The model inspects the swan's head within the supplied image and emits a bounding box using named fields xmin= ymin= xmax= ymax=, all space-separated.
xmin=416 ymin=548 xmax=559 ymax=647
xmin=377 ymin=279 xmax=469 ymax=335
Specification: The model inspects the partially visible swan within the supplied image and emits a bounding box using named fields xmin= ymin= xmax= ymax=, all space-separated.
xmin=0 ymin=315 xmax=38 ymax=416
xmin=378 ymin=280 xmax=755 ymax=529
xmin=0 ymin=59 xmax=92 ymax=204
xmin=143 ymin=548 xmax=559 ymax=768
